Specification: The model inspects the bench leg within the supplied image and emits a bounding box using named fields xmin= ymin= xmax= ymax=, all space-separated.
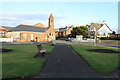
xmin=42 ymin=52 xmax=45 ymax=57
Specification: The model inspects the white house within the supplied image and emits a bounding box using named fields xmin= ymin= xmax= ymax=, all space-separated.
xmin=87 ymin=21 xmax=112 ymax=37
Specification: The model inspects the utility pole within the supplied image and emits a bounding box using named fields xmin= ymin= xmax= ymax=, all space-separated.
xmin=94 ymin=27 xmax=97 ymax=46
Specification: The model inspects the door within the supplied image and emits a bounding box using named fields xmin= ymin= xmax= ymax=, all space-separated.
xmin=31 ymin=34 xmax=34 ymax=41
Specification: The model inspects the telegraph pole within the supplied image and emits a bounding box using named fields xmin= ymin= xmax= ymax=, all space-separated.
xmin=94 ymin=27 xmax=97 ymax=46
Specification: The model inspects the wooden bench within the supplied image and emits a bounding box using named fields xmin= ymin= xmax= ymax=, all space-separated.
xmin=37 ymin=44 xmax=46 ymax=57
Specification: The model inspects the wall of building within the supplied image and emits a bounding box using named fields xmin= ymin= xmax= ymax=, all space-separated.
xmin=0 ymin=37 xmax=13 ymax=42
xmin=45 ymin=27 xmax=56 ymax=42
xmin=7 ymin=32 xmax=21 ymax=41
xmin=65 ymin=26 xmax=73 ymax=36
xmin=98 ymin=24 xmax=112 ymax=36
xmin=7 ymin=30 xmax=56 ymax=42
xmin=20 ymin=32 xmax=47 ymax=42
xmin=6 ymin=13 xmax=56 ymax=42
xmin=0 ymin=30 xmax=6 ymax=37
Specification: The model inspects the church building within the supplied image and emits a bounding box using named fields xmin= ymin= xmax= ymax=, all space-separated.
xmin=7 ymin=13 xmax=55 ymax=42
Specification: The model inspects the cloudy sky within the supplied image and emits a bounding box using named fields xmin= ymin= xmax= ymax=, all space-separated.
xmin=0 ymin=1 xmax=118 ymax=33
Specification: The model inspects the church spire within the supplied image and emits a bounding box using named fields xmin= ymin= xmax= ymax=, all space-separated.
xmin=49 ymin=13 xmax=54 ymax=29
xmin=49 ymin=13 xmax=53 ymax=18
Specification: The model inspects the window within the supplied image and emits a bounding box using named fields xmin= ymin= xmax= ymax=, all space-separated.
xmin=0 ymin=31 xmax=5 ymax=37
xmin=38 ymin=34 xmax=40 ymax=38
xmin=22 ymin=34 xmax=26 ymax=39
xmin=103 ymin=33 xmax=106 ymax=35
xmin=49 ymin=33 xmax=54 ymax=36
xmin=49 ymin=33 xmax=52 ymax=36
xmin=0 ymin=34 xmax=4 ymax=37
xmin=46 ymin=34 xmax=49 ymax=38
xmin=52 ymin=34 xmax=53 ymax=36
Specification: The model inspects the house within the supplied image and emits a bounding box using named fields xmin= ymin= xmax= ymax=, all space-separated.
xmin=7 ymin=13 xmax=55 ymax=42
xmin=56 ymin=25 xmax=74 ymax=37
xmin=0 ymin=26 xmax=7 ymax=37
xmin=86 ymin=21 xmax=112 ymax=38
xmin=2 ymin=26 xmax=14 ymax=31
xmin=2 ymin=26 xmax=14 ymax=37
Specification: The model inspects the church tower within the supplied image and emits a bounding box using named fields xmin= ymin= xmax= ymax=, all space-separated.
xmin=49 ymin=13 xmax=54 ymax=30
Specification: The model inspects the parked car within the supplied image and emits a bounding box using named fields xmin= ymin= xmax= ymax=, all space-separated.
xmin=66 ymin=37 xmax=73 ymax=42
xmin=83 ymin=38 xmax=87 ymax=40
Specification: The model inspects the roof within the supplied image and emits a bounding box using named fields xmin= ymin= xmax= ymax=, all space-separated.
xmin=59 ymin=29 xmax=67 ymax=32
xmin=0 ymin=26 xmax=6 ymax=30
xmin=90 ymin=23 xmax=103 ymax=30
xmin=104 ymin=23 xmax=112 ymax=31
xmin=50 ymin=13 xmax=53 ymax=18
xmin=58 ymin=25 xmax=73 ymax=32
xmin=54 ymin=28 xmax=59 ymax=32
xmin=88 ymin=23 xmax=112 ymax=31
xmin=34 ymin=23 xmax=47 ymax=28
xmin=8 ymin=25 xmax=48 ymax=32
xmin=2 ymin=26 xmax=14 ymax=30
xmin=20 ymin=23 xmax=47 ymax=28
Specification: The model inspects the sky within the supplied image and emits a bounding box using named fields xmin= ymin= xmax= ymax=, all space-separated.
xmin=0 ymin=2 xmax=119 ymax=33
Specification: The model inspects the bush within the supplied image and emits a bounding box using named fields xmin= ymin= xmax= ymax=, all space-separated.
xmin=100 ymin=37 xmax=120 ymax=40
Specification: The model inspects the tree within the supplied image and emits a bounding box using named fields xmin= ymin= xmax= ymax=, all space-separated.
xmin=112 ymin=31 xmax=116 ymax=35
xmin=71 ymin=26 xmax=88 ymax=38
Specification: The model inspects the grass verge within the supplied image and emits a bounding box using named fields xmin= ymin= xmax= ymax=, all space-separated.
xmin=71 ymin=45 xmax=119 ymax=74
xmin=2 ymin=44 xmax=55 ymax=78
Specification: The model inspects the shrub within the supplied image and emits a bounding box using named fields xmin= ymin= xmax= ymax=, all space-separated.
xmin=100 ymin=37 xmax=120 ymax=40
xmin=0 ymin=36 xmax=7 ymax=38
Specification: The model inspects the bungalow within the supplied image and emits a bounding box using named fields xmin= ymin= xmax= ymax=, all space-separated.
xmin=86 ymin=21 xmax=112 ymax=38
xmin=7 ymin=13 xmax=55 ymax=42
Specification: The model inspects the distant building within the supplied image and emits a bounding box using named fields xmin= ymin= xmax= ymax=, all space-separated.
xmin=7 ymin=13 xmax=55 ymax=42
xmin=86 ymin=21 xmax=112 ymax=38
xmin=0 ymin=26 xmax=7 ymax=37
xmin=56 ymin=25 xmax=74 ymax=37
xmin=109 ymin=34 xmax=120 ymax=38
xmin=2 ymin=26 xmax=14 ymax=31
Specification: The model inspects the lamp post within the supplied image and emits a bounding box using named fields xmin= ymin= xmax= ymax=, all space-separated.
xmin=94 ymin=27 xmax=97 ymax=46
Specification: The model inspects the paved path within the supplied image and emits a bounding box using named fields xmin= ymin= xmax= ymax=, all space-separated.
xmin=56 ymin=40 xmax=120 ymax=48
xmin=33 ymin=44 xmax=118 ymax=78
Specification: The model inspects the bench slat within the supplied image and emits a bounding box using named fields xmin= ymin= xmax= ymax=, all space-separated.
xmin=40 ymin=49 xmax=46 ymax=53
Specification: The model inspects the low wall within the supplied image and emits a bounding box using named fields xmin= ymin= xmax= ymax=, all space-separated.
xmin=72 ymin=38 xmax=95 ymax=42
xmin=98 ymin=40 xmax=119 ymax=46
xmin=0 ymin=37 xmax=13 ymax=42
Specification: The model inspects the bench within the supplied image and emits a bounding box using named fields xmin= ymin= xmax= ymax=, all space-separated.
xmin=37 ymin=44 xmax=46 ymax=57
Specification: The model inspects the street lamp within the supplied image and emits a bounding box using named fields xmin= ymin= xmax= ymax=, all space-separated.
xmin=93 ymin=27 xmax=97 ymax=46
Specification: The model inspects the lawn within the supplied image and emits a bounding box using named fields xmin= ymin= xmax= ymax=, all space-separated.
xmin=0 ymin=52 xmax=1 ymax=79
xmin=2 ymin=44 xmax=55 ymax=78
xmin=71 ymin=45 xmax=120 ymax=74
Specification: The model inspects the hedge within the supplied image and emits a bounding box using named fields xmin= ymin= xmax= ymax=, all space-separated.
xmin=99 ymin=37 xmax=120 ymax=40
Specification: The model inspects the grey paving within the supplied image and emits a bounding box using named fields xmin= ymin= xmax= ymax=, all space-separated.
xmin=56 ymin=40 xmax=120 ymax=48
xmin=33 ymin=44 xmax=119 ymax=78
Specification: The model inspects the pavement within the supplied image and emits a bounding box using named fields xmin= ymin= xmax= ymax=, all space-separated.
xmin=1 ymin=40 xmax=119 ymax=48
xmin=56 ymin=40 xmax=120 ymax=48
xmin=32 ymin=44 xmax=119 ymax=78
